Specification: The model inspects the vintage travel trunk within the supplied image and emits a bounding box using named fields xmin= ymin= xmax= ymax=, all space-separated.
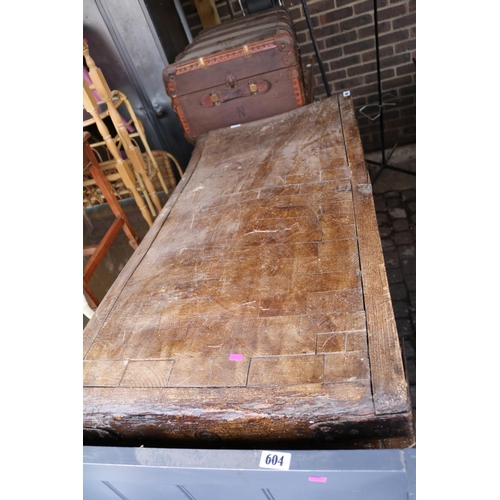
xmin=83 ymin=94 xmax=415 ymax=450
xmin=163 ymin=7 xmax=307 ymax=143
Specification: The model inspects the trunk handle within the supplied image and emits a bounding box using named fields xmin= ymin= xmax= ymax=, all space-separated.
xmin=200 ymin=80 xmax=271 ymax=107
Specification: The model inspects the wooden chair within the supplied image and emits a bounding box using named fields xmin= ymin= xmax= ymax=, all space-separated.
xmin=84 ymin=88 xmax=181 ymax=199
xmin=83 ymin=147 xmax=183 ymax=211
xmin=83 ymin=39 xmax=163 ymax=223
xmin=83 ymin=132 xmax=141 ymax=309
xmin=83 ymin=89 xmax=160 ymax=218
xmin=83 ymin=79 xmax=154 ymax=226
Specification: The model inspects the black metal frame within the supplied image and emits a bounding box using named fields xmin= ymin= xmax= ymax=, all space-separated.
xmin=363 ymin=0 xmax=416 ymax=184
xmin=300 ymin=0 xmax=331 ymax=97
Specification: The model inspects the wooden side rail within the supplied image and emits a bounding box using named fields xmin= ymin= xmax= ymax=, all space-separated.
xmin=83 ymin=132 xmax=140 ymax=309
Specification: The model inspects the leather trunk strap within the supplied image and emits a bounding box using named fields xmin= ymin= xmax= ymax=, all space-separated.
xmin=201 ymin=80 xmax=271 ymax=107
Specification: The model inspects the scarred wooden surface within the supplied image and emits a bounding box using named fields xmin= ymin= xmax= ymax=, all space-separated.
xmin=83 ymin=94 xmax=414 ymax=449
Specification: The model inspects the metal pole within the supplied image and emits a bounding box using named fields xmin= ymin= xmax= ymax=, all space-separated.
xmin=300 ymin=0 xmax=331 ymax=97
xmin=373 ymin=0 xmax=385 ymax=165
xmin=174 ymin=0 xmax=194 ymax=43
xmin=237 ymin=0 xmax=246 ymax=16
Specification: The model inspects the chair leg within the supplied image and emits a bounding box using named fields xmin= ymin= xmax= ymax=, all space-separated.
xmin=120 ymin=92 xmax=171 ymax=195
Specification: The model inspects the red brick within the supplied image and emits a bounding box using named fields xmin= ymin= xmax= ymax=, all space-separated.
xmin=362 ymin=46 xmax=394 ymax=62
xmin=325 ymin=31 xmax=358 ymax=48
xmin=327 ymin=54 xmax=361 ymax=69
xmin=340 ymin=14 xmax=373 ymax=31
xmin=379 ymin=29 xmax=410 ymax=46
xmin=323 ymin=6 xmax=354 ymax=23
xmin=344 ymin=38 xmax=375 ymax=55
xmin=364 ymin=68 xmax=395 ymax=84
xmin=328 ymin=69 xmax=348 ymax=81
xmin=297 ymin=32 xmax=309 ymax=44
xmin=313 ymin=84 xmax=327 ymax=97
xmin=316 ymin=24 xmax=340 ymax=38
xmin=393 ymin=13 xmax=416 ymax=29
xmin=358 ymin=21 xmax=391 ymax=39
xmin=307 ymin=0 xmax=337 ymax=15
xmin=395 ymin=39 xmax=416 ymax=54
xmin=336 ymin=0 xmax=359 ymax=7
xmin=396 ymin=63 xmax=416 ymax=76
xmin=321 ymin=47 xmax=344 ymax=60
xmin=351 ymin=82 xmax=378 ymax=97
xmin=294 ymin=18 xmax=319 ymax=32
xmin=354 ymin=0 xmax=378 ymax=15
xmin=347 ymin=62 xmax=377 ymax=77
xmin=299 ymin=42 xmax=315 ymax=56
xmin=378 ymin=4 xmax=407 ymax=21
xmin=332 ymin=76 xmax=364 ymax=91
xmin=289 ymin=6 xmax=303 ymax=20
xmin=381 ymin=53 xmax=412 ymax=68
xmin=313 ymin=65 xmax=331 ymax=80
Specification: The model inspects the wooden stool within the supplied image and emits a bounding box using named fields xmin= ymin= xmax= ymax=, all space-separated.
xmin=83 ymin=132 xmax=140 ymax=309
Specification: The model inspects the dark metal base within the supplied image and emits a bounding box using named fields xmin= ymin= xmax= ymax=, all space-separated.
xmin=365 ymin=144 xmax=416 ymax=184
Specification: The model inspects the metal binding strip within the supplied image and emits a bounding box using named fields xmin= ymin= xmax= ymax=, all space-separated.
xmin=176 ymin=41 xmax=276 ymax=74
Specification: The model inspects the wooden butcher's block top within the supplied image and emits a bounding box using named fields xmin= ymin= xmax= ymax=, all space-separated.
xmin=83 ymin=94 xmax=415 ymax=449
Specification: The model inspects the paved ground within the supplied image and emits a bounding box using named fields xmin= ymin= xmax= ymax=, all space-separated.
xmin=374 ymin=188 xmax=416 ymax=427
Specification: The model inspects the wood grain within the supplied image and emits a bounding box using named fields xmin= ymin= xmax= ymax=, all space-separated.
xmin=193 ymin=0 xmax=220 ymax=29
xmin=83 ymin=134 xmax=209 ymax=357
xmin=340 ymin=95 xmax=410 ymax=415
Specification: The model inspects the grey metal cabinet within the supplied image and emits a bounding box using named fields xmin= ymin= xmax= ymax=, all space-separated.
xmin=84 ymin=446 xmax=416 ymax=499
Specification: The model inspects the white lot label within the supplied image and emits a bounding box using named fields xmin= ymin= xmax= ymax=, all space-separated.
xmin=259 ymin=451 xmax=292 ymax=471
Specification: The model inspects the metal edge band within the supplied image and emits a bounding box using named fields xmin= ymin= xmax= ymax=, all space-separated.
xmin=292 ymin=78 xmax=305 ymax=107
xmin=173 ymin=101 xmax=192 ymax=135
xmin=176 ymin=40 xmax=278 ymax=74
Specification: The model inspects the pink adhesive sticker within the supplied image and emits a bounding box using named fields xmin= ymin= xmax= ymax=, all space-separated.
xmin=229 ymin=354 xmax=243 ymax=361
xmin=308 ymin=476 xmax=327 ymax=483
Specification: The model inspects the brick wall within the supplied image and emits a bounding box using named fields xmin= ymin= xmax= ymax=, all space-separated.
xmin=179 ymin=0 xmax=416 ymax=153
